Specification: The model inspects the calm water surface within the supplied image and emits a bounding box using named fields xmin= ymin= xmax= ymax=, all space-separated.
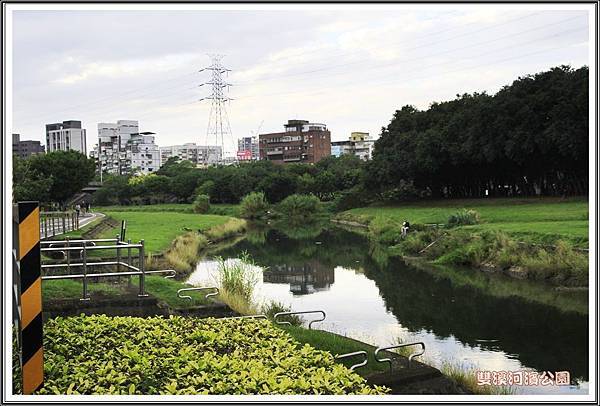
xmin=187 ymin=225 xmax=589 ymax=395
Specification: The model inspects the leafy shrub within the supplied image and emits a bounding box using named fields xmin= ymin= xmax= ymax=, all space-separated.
xmin=195 ymin=180 xmax=215 ymax=198
xmin=239 ymin=192 xmax=269 ymax=220
xmin=277 ymin=194 xmax=321 ymax=220
xmin=331 ymin=187 xmax=371 ymax=212
xmin=30 ymin=315 xmax=388 ymax=395
xmin=447 ymin=209 xmax=480 ymax=227
xmin=192 ymin=194 xmax=211 ymax=214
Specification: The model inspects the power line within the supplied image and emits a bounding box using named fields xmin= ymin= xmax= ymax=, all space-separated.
xmin=234 ymin=12 xmax=582 ymax=87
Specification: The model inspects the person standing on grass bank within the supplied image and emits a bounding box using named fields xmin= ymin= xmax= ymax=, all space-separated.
xmin=401 ymin=220 xmax=410 ymax=238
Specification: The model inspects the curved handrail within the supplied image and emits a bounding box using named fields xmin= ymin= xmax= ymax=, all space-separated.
xmin=177 ymin=287 xmax=219 ymax=300
xmin=374 ymin=342 xmax=426 ymax=371
xmin=273 ymin=310 xmax=326 ymax=329
xmin=335 ymin=351 xmax=368 ymax=371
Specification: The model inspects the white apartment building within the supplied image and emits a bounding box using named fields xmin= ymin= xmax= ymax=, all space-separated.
xmin=91 ymin=120 xmax=160 ymax=175
xmin=128 ymin=132 xmax=161 ymax=174
xmin=159 ymin=143 xmax=222 ymax=166
xmin=45 ymin=120 xmax=87 ymax=154
xmin=331 ymin=132 xmax=374 ymax=161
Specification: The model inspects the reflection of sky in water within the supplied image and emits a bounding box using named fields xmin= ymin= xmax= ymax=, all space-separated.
xmin=188 ymin=260 xmax=587 ymax=395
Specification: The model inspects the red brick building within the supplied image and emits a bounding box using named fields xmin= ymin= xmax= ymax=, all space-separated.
xmin=259 ymin=120 xmax=331 ymax=164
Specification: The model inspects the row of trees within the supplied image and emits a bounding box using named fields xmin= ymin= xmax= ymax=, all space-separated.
xmin=92 ymin=154 xmax=366 ymax=206
xmin=13 ymin=151 xmax=96 ymax=207
xmin=365 ymin=65 xmax=589 ymax=198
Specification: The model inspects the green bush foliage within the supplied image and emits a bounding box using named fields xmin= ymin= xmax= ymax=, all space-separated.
xmin=30 ymin=315 xmax=388 ymax=395
xmin=192 ymin=194 xmax=211 ymax=214
xmin=239 ymin=192 xmax=269 ymax=219
xmin=447 ymin=209 xmax=480 ymax=227
xmin=277 ymin=194 xmax=322 ymax=220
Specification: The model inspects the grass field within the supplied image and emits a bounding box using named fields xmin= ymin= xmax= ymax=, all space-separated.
xmin=97 ymin=203 xmax=240 ymax=217
xmin=97 ymin=211 xmax=231 ymax=253
xmin=338 ymin=198 xmax=589 ymax=245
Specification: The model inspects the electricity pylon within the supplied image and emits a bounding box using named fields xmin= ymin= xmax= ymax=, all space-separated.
xmin=199 ymin=54 xmax=233 ymax=164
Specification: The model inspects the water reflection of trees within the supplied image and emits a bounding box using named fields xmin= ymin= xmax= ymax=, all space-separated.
xmin=263 ymin=260 xmax=334 ymax=295
xmin=215 ymin=224 xmax=588 ymax=380
xmin=364 ymin=257 xmax=589 ymax=380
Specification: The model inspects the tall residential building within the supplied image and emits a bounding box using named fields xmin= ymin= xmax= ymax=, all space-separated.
xmin=159 ymin=143 xmax=223 ymax=167
xmin=331 ymin=132 xmax=374 ymax=161
xmin=237 ymin=136 xmax=259 ymax=161
xmin=259 ymin=119 xmax=331 ymax=164
xmin=12 ymin=133 xmax=45 ymax=158
xmin=91 ymin=120 xmax=160 ymax=175
xmin=45 ymin=120 xmax=86 ymax=154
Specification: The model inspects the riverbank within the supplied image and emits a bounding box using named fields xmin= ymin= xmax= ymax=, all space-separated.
xmin=335 ymin=197 xmax=589 ymax=287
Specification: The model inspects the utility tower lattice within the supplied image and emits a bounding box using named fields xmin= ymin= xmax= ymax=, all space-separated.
xmin=199 ymin=54 xmax=233 ymax=164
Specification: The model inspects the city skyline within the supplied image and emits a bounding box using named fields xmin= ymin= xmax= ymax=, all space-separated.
xmin=10 ymin=5 xmax=591 ymax=156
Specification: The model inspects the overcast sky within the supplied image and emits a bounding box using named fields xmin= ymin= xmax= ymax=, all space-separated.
xmin=9 ymin=5 xmax=591 ymax=156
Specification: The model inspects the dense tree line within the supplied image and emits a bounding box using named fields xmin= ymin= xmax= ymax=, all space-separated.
xmin=92 ymin=155 xmax=365 ymax=206
xmin=365 ymin=65 xmax=589 ymax=198
xmin=13 ymin=151 xmax=96 ymax=207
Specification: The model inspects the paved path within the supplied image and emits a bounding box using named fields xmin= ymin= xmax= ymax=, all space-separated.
xmin=41 ymin=212 xmax=105 ymax=239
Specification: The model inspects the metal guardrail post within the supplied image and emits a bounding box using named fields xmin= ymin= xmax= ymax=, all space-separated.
xmin=51 ymin=215 xmax=56 ymax=237
xmin=76 ymin=212 xmax=79 ymax=229
xmin=62 ymin=216 xmax=66 ymax=234
xmin=115 ymin=234 xmax=121 ymax=272
xmin=273 ymin=310 xmax=326 ymax=329
xmin=43 ymin=217 xmax=47 ymax=239
xmin=374 ymin=342 xmax=425 ymax=371
xmin=138 ymin=239 xmax=148 ymax=297
xmin=177 ymin=287 xmax=219 ymax=300
xmin=335 ymin=351 xmax=368 ymax=371
xmin=80 ymin=243 xmax=90 ymax=301
xmin=66 ymin=237 xmax=70 ymax=273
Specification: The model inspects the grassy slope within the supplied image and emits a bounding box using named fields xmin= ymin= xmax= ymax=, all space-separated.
xmin=98 ymin=211 xmax=230 ymax=253
xmin=340 ymin=198 xmax=588 ymax=243
xmin=280 ymin=325 xmax=388 ymax=377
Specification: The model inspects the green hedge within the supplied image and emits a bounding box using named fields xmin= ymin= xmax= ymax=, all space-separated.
xmin=30 ymin=315 xmax=388 ymax=395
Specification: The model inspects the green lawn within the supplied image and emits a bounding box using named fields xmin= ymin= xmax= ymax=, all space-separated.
xmin=339 ymin=198 xmax=589 ymax=243
xmin=98 ymin=211 xmax=231 ymax=253
xmin=97 ymin=203 xmax=240 ymax=217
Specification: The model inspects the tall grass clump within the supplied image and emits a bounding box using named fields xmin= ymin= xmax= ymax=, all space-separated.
xmin=440 ymin=361 xmax=517 ymax=395
xmin=214 ymin=252 xmax=259 ymax=315
xmin=239 ymin=192 xmax=269 ymax=220
xmin=521 ymin=240 xmax=588 ymax=286
xmin=203 ymin=218 xmax=247 ymax=242
xmin=447 ymin=209 xmax=480 ymax=227
xmin=277 ymin=194 xmax=322 ymax=221
xmin=164 ymin=232 xmax=208 ymax=272
xmin=192 ymin=194 xmax=210 ymax=214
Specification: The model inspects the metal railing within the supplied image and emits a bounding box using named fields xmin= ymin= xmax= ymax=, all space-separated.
xmin=177 ymin=287 xmax=219 ymax=300
xmin=335 ymin=351 xmax=368 ymax=371
xmin=374 ymin=342 xmax=426 ymax=371
xmin=41 ymin=237 xmax=174 ymax=301
xmin=40 ymin=211 xmax=79 ymax=239
xmin=273 ymin=310 xmax=326 ymax=329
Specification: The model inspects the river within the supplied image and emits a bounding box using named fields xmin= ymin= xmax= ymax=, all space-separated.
xmin=187 ymin=223 xmax=589 ymax=395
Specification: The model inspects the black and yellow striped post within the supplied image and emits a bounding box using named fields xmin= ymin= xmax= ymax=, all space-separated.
xmin=16 ymin=201 xmax=44 ymax=394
